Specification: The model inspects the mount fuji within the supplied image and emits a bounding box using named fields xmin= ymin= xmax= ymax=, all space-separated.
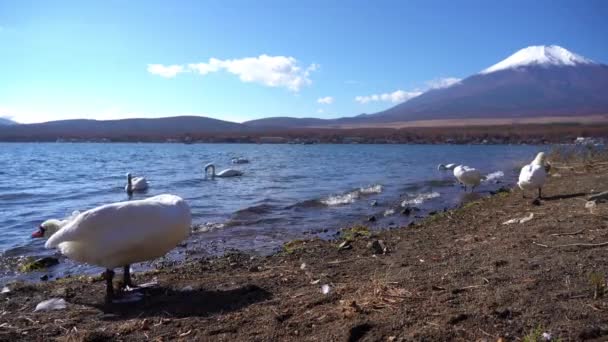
xmin=247 ymin=45 xmax=608 ymax=128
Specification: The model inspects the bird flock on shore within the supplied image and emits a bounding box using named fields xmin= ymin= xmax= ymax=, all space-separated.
xmin=30 ymin=152 xmax=549 ymax=303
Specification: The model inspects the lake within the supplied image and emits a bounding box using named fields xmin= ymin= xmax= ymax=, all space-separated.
xmin=0 ymin=143 xmax=543 ymax=283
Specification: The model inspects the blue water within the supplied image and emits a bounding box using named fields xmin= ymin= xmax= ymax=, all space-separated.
xmin=0 ymin=143 xmax=543 ymax=282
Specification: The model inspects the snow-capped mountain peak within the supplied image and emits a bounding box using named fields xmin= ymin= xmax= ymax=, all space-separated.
xmin=480 ymin=45 xmax=595 ymax=74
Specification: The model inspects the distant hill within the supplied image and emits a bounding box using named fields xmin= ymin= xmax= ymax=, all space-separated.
xmin=0 ymin=116 xmax=248 ymax=141
xmin=0 ymin=117 xmax=17 ymax=125
xmin=244 ymin=117 xmax=336 ymax=129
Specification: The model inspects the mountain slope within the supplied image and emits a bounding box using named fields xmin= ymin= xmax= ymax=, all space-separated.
xmin=0 ymin=117 xmax=17 ymax=125
xmin=347 ymin=45 xmax=608 ymax=124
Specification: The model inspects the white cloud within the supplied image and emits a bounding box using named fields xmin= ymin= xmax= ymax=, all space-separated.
xmin=354 ymin=76 xmax=461 ymax=105
xmin=355 ymin=90 xmax=423 ymax=104
xmin=147 ymin=64 xmax=186 ymax=78
xmin=426 ymin=77 xmax=461 ymax=89
xmin=317 ymin=96 xmax=334 ymax=104
xmin=150 ymin=55 xmax=318 ymax=92
xmin=317 ymin=108 xmax=325 ymax=114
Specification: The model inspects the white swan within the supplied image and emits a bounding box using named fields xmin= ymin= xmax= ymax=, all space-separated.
xmin=205 ymin=163 xmax=243 ymax=178
xmin=438 ymin=163 xmax=457 ymax=171
xmin=518 ymin=152 xmax=549 ymax=199
xmin=32 ymin=194 xmax=191 ymax=302
xmin=454 ymin=165 xmax=482 ymax=192
xmin=125 ymin=173 xmax=148 ymax=194
xmin=231 ymin=157 xmax=250 ymax=164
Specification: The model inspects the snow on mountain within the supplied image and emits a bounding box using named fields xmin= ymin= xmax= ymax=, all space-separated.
xmin=480 ymin=45 xmax=595 ymax=74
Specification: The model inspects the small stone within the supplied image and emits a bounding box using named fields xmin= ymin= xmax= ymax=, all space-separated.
xmin=248 ymin=265 xmax=261 ymax=272
xmin=338 ymin=241 xmax=352 ymax=250
xmin=321 ymin=284 xmax=331 ymax=295
xmin=40 ymin=275 xmax=49 ymax=281
xmin=368 ymin=215 xmax=377 ymax=222
xmin=370 ymin=200 xmax=378 ymax=207
xmin=401 ymin=207 xmax=412 ymax=216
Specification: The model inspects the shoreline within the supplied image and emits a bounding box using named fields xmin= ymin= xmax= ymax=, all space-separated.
xmin=2 ymin=160 xmax=608 ymax=340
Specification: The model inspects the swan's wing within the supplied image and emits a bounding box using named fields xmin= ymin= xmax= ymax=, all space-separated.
xmin=518 ymin=164 xmax=533 ymax=183
xmin=45 ymin=196 xmax=189 ymax=249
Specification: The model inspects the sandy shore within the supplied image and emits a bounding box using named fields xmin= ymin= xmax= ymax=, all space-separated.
xmin=2 ymin=160 xmax=608 ymax=341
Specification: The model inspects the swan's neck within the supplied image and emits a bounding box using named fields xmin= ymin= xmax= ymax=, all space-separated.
xmin=205 ymin=165 xmax=215 ymax=177
xmin=127 ymin=175 xmax=133 ymax=193
xmin=532 ymin=153 xmax=545 ymax=166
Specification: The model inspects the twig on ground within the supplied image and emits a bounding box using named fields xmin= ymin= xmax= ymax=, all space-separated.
xmin=534 ymin=241 xmax=608 ymax=248
xmin=550 ymin=229 xmax=585 ymax=236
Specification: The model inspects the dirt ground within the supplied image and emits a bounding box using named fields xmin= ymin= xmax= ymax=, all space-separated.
xmin=2 ymin=160 xmax=608 ymax=341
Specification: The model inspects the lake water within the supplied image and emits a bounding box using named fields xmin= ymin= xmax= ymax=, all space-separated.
xmin=0 ymin=143 xmax=543 ymax=283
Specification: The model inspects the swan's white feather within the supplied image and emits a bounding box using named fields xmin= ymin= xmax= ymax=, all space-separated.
xmin=45 ymin=194 xmax=191 ymax=269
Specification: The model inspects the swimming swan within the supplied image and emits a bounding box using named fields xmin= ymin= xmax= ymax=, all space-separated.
xmin=125 ymin=173 xmax=148 ymax=194
xmin=453 ymin=165 xmax=482 ymax=192
xmin=518 ymin=152 xmax=549 ymax=199
xmin=205 ymin=163 xmax=243 ymax=178
xmin=32 ymin=194 xmax=191 ymax=302
xmin=437 ymin=163 xmax=457 ymax=171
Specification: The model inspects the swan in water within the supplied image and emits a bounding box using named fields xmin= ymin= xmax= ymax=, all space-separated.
xmin=518 ymin=152 xmax=549 ymax=199
xmin=32 ymin=194 xmax=191 ymax=303
xmin=231 ymin=157 xmax=250 ymax=164
xmin=437 ymin=163 xmax=457 ymax=171
xmin=125 ymin=173 xmax=148 ymax=194
xmin=453 ymin=165 xmax=482 ymax=192
xmin=205 ymin=163 xmax=243 ymax=178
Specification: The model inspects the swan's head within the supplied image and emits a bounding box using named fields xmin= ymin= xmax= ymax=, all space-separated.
xmin=31 ymin=219 xmax=65 ymax=239
xmin=437 ymin=164 xmax=446 ymax=170
xmin=126 ymin=173 xmax=132 ymax=181
xmin=533 ymin=152 xmax=546 ymax=166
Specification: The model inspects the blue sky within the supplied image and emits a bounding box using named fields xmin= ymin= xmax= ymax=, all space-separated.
xmin=1 ymin=0 xmax=607 ymax=123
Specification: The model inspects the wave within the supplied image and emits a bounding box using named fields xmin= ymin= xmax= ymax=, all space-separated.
xmin=402 ymin=179 xmax=454 ymax=192
xmin=383 ymin=208 xmax=396 ymax=217
xmin=321 ymin=184 xmax=383 ymax=206
xmin=233 ymin=204 xmax=276 ymax=216
xmin=401 ymin=192 xmax=441 ymax=207
xmin=484 ymin=171 xmax=504 ymax=182
xmin=192 ymin=222 xmax=226 ymax=233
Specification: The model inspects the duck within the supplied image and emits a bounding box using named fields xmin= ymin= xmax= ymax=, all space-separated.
xmin=32 ymin=194 xmax=191 ymax=303
xmin=205 ymin=163 xmax=243 ymax=178
xmin=125 ymin=173 xmax=148 ymax=194
xmin=453 ymin=165 xmax=482 ymax=192
xmin=231 ymin=157 xmax=250 ymax=164
xmin=437 ymin=163 xmax=457 ymax=171
xmin=518 ymin=152 xmax=549 ymax=199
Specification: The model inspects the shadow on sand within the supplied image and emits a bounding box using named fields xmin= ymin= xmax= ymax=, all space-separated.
xmin=543 ymin=192 xmax=587 ymax=201
xmin=76 ymin=284 xmax=272 ymax=319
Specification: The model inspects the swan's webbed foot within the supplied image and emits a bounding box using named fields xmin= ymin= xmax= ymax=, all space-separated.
xmin=104 ymin=269 xmax=115 ymax=304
